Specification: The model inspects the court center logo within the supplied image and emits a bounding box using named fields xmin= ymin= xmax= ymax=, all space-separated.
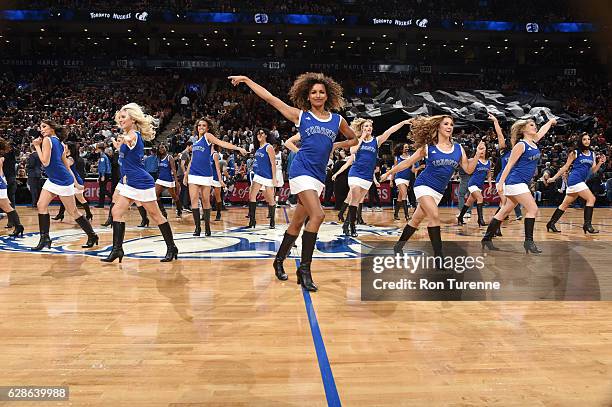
xmin=0 ymin=223 xmax=406 ymax=260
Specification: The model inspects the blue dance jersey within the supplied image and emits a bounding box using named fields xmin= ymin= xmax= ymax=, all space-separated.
xmin=254 ymin=143 xmax=273 ymax=179
xmin=119 ymin=131 xmax=155 ymax=189
xmin=568 ymin=150 xmax=594 ymax=187
xmin=289 ymin=111 xmax=342 ymax=183
xmin=45 ymin=136 xmax=74 ymax=186
xmin=505 ymin=140 xmax=540 ymax=186
xmin=158 ymin=155 xmax=173 ymax=182
xmin=349 ymin=137 xmax=378 ymax=181
xmin=414 ymin=143 xmax=463 ymax=194
xmin=189 ymin=135 xmax=213 ymax=177
xmin=468 ymin=159 xmax=491 ymax=188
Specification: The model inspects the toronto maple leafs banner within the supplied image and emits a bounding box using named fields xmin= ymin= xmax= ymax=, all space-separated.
xmin=345 ymin=88 xmax=594 ymax=130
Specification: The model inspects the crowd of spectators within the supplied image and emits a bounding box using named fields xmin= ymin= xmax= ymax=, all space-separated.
xmin=1 ymin=67 xmax=610 ymax=207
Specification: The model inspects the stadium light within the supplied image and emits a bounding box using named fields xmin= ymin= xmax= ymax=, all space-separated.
xmin=382 ymin=34 xmax=387 ymax=38
xmin=214 ymin=30 xmax=218 ymax=34
xmin=40 ymin=28 xmax=45 ymax=32
xmin=341 ymin=33 xmax=345 ymax=36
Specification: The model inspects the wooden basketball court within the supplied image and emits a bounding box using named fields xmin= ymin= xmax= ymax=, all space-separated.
xmin=0 ymin=206 xmax=610 ymax=406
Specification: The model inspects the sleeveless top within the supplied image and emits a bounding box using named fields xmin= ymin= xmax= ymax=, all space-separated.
xmin=468 ymin=159 xmax=491 ymax=188
xmin=414 ymin=143 xmax=463 ymax=194
xmin=44 ymin=136 xmax=74 ymax=186
xmin=568 ymin=150 xmax=594 ymax=187
xmin=158 ymin=155 xmax=173 ymax=182
xmin=254 ymin=143 xmax=273 ymax=179
xmin=506 ymin=140 xmax=540 ymax=185
xmin=189 ymin=135 xmax=213 ymax=177
xmin=348 ymin=137 xmax=378 ymax=182
xmin=119 ymin=131 xmax=155 ymax=189
xmin=289 ymin=110 xmax=342 ymax=183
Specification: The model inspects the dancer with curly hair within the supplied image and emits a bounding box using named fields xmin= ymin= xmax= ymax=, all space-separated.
xmin=229 ymin=72 xmax=358 ymax=291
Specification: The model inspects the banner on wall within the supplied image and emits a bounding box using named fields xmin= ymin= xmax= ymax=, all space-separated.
xmin=451 ymin=182 xmax=500 ymax=204
xmin=224 ymin=181 xmax=392 ymax=204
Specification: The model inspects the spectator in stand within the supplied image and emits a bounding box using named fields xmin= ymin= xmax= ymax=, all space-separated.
xmin=96 ymin=143 xmax=111 ymax=208
xmin=144 ymin=147 xmax=160 ymax=180
xmin=179 ymin=141 xmax=192 ymax=211
xmin=26 ymin=145 xmax=43 ymax=208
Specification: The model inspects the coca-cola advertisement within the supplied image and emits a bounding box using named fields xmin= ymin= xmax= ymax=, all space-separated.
xmin=451 ymin=182 xmax=500 ymax=204
xmin=225 ymin=181 xmax=392 ymax=204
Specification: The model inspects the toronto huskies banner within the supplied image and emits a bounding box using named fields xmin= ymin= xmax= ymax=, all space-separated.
xmin=346 ymin=88 xmax=594 ymax=129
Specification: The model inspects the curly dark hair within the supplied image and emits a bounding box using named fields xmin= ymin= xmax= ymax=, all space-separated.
xmin=288 ymin=72 xmax=346 ymax=112
xmin=41 ymin=119 xmax=66 ymax=140
xmin=193 ymin=117 xmax=219 ymax=138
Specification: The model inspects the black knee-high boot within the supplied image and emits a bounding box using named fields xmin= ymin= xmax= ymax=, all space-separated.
xmin=75 ymin=215 xmax=99 ymax=248
xmin=481 ymin=218 xmax=501 ymax=250
xmin=268 ymin=205 xmax=276 ymax=229
xmin=214 ymin=202 xmax=222 ymax=221
xmin=273 ymin=232 xmax=298 ymax=280
xmin=394 ymin=224 xmax=417 ymax=254
xmin=546 ymin=208 xmax=564 ymax=233
xmin=7 ymin=210 xmax=24 ymax=238
xmin=427 ymin=226 xmax=445 ymax=270
xmin=175 ymin=199 xmax=183 ymax=217
xmin=457 ymin=205 xmax=469 ymax=225
xmin=192 ymin=208 xmax=201 ymax=236
xmin=402 ymin=201 xmax=410 ymax=220
xmin=348 ymin=204 xmax=358 ymax=237
xmin=137 ymin=206 xmax=149 ymax=227
xmin=159 ymin=221 xmax=178 ymax=262
xmin=357 ymin=203 xmax=365 ymax=225
xmin=297 ymin=231 xmax=318 ymax=292
xmin=82 ymin=202 xmax=93 ymax=221
xmin=523 ymin=217 xmax=541 ymax=253
xmin=203 ymin=208 xmax=211 ymax=236
xmin=248 ymin=201 xmax=257 ymax=228
xmin=31 ymin=213 xmax=51 ymax=251
xmin=343 ymin=205 xmax=356 ymax=236
xmin=157 ymin=199 xmax=168 ymax=219
xmin=583 ymin=206 xmax=599 ymax=234
xmin=101 ymin=202 xmax=114 ymax=227
xmin=394 ymin=200 xmax=402 ymax=220
xmin=101 ymin=221 xmax=125 ymax=263
xmin=476 ymin=203 xmax=487 ymax=226
xmin=338 ymin=202 xmax=348 ymax=222
xmin=52 ymin=203 xmax=65 ymax=221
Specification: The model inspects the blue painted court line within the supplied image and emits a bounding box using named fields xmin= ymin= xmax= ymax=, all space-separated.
xmin=283 ymin=208 xmax=342 ymax=407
